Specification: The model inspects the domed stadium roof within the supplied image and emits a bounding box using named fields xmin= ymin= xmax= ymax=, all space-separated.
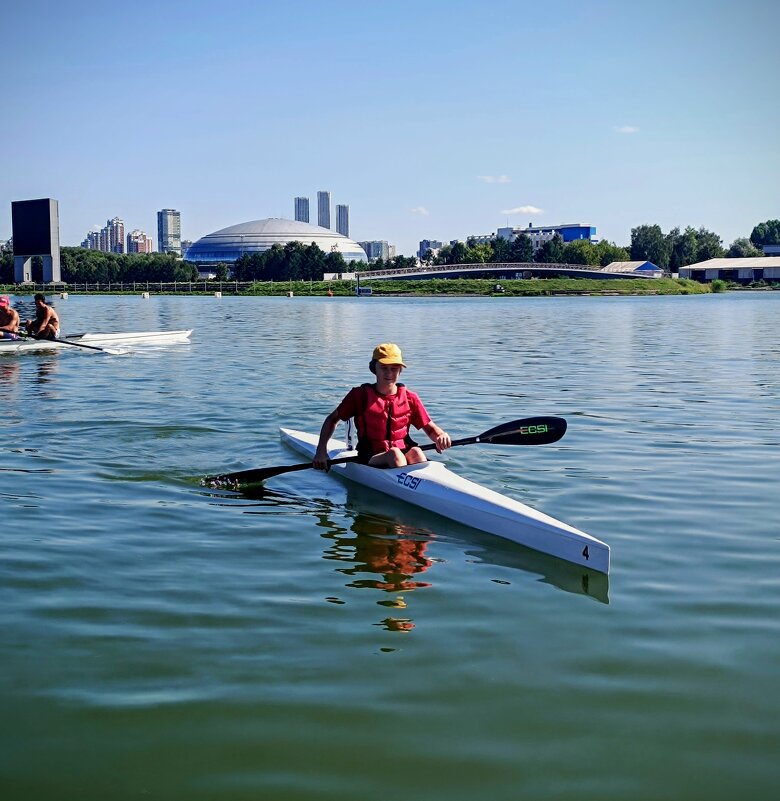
xmin=184 ymin=217 xmax=367 ymax=264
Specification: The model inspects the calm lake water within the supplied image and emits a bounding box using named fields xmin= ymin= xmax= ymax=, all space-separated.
xmin=2 ymin=292 xmax=779 ymax=800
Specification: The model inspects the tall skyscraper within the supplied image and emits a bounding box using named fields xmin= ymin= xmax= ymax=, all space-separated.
xmin=317 ymin=191 xmax=331 ymax=229
xmin=157 ymin=208 xmax=182 ymax=255
xmin=107 ymin=217 xmax=125 ymax=253
xmin=294 ymin=196 xmax=310 ymax=223
xmin=336 ymin=204 xmax=349 ymax=237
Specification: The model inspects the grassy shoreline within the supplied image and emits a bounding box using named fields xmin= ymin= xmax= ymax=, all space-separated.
xmin=0 ymin=277 xmax=717 ymax=297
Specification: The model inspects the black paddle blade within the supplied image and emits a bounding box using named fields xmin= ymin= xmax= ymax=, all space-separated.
xmin=204 ymin=460 xmax=317 ymax=488
xmin=476 ymin=416 xmax=567 ymax=446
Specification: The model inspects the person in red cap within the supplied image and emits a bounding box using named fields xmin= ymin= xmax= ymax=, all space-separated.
xmin=314 ymin=342 xmax=451 ymax=470
xmin=0 ymin=296 xmax=21 ymax=339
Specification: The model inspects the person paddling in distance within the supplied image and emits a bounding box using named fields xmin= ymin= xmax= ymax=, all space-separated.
xmin=313 ymin=343 xmax=452 ymax=471
xmin=0 ymin=295 xmax=21 ymax=339
xmin=25 ymin=293 xmax=60 ymax=340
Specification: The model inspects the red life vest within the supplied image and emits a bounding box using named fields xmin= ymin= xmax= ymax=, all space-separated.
xmin=355 ymin=383 xmax=414 ymax=456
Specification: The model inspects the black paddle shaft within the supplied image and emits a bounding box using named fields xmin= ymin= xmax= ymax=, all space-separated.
xmin=18 ymin=332 xmax=117 ymax=354
xmin=205 ymin=416 xmax=567 ymax=488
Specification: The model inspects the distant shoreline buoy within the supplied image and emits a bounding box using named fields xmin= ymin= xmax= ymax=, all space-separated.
xmin=142 ymin=292 xmax=150 ymax=299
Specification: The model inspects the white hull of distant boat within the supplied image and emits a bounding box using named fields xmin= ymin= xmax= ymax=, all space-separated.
xmin=0 ymin=330 xmax=192 ymax=353
xmin=280 ymin=428 xmax=610 ymax=574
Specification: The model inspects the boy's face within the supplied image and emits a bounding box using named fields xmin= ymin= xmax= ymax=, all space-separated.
xmin=375 ymin=363 xmax=403 ymax=383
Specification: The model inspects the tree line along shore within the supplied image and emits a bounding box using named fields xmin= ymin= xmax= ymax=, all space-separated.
xmin=0 ymin=277 xmax=726 ymax=298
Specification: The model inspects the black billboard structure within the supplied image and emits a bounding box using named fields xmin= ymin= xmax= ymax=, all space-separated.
xmin=11 ymin=198 xmax=61 ymax=283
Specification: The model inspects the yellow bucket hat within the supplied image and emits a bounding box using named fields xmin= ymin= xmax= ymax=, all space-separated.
xmin=372 ymin=343 xmax=407 ymax=367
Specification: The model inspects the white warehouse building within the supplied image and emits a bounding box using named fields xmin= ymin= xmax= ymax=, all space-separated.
xmin=678 ymin=257 xmax=780 ymax=284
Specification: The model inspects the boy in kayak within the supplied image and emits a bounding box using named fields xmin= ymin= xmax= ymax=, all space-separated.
xmin=0 ymin=296 xmax=21 ymax=339
xmin=25 ymin=293 xmax=60 ymax=340
xmin=313 ymin=343 xmax=451 ymax=470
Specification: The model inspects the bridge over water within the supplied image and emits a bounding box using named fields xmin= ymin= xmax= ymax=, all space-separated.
xmin=355 ymin=262 xmax=650 ymax=281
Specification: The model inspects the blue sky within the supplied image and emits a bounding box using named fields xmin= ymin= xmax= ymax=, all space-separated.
xmin=2 ymin=0 xmax=778 ymax=255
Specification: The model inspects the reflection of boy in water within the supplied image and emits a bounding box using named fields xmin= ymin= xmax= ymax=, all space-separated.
xmin=351 ymin=534 xmax=432 ymax=593
xmin=352 ymin=533 xmax=431 ymax=632
xmin=322 ymin=510 xmax=436 ymax=631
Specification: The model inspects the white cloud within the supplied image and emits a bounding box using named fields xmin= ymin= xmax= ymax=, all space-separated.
xmin=500 ymin=205 xmax=543 ymax=216
xmin=478 ymin=175 xmax=511 ymax=184
xmin=614 ymin=125 xmax=639 ymax=134
xmin=410 ymin=206 xmax=430 ymax=216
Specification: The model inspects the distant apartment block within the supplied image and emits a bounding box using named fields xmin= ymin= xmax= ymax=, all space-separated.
xmin=81 ymin=231 xmax=99 ymax=249
xmin=82 ymin=217 xmax=125 ymax=253
xmin=497 ymin=222 xmax=597 ymax=251
xmin=418 ymin=239 xmax=443 ymax=259
xmin=358 ymin=240 xmax=390 ymax=261
xmin=294 ymin=196 xmax=310 ymax=223
xmin=181 ymin=240 xmax=193 ymax=258
xmin=317 ymin=191 xmax=331 ymax=229
xmin=108 ymin=217 xmax=125 ymax=253
xmin=157 ymin=208 xmax=182 ymax=255
xmin=127 ymin=229 xmax=154 ymax=253
xmin=336 ymin=204 xmax=349 ymax=237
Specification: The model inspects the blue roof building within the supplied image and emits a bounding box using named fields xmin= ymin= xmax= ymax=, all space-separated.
xmin=497 ymin=222 xmax=597 ymax=250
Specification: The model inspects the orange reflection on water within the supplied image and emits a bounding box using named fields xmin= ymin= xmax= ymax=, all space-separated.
xmin=320 ymin=510 xmax=438 ymax=632
xmin=347 ymin=533 xmax=432 ymax=592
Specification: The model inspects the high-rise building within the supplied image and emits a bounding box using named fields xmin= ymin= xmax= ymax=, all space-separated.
xmin=82 ymin=218 xmax=125 ymax=252
xmin=418 ymin=239 xmax=443 ymax=259
xmin=127 ymin=229 xmax=154 ymax=253
xmin=157 ymin=208 xmax=182 ymax=255
xmin=358 ymin=240 xmax=390 ymax=261
xmin=294 ymin=196 xmax=310 ymax=223
xmin=317 ymin=191 xmax=331 ymax=229
xmin=107 ymin=217 xmax=125 ymax=253
xmin=81 ymin=230 xmax=99 ymax=249
xmin=336 ymin=204 xmax=349 ymax=237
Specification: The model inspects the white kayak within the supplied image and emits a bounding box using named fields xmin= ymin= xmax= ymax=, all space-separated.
xmin=0 ymin=329 xmax=192 ymax=354
xmin=281 ymin=428 xmax=610 ymax=574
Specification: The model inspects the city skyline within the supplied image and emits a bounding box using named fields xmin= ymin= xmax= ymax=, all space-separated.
xmin=2 ymin=1 xmax=778 ymax=257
